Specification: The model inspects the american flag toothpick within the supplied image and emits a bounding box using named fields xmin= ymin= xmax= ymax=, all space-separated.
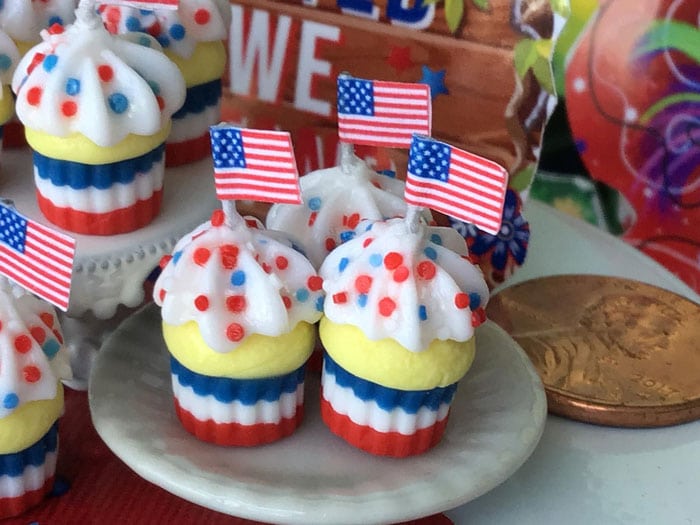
xmin=210 ymin=124 xmax=302 ymax=205
xmin=337 ymin=76 xmax=431 ymax=149
xmin=0 ymin=202 xmax=76 ymax=311
xmin=405 ymin=135 xmax=508 ymax=235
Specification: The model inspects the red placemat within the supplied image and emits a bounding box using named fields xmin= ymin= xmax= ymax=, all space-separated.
xmin=5 ymin=388 xmax=453 ymax=525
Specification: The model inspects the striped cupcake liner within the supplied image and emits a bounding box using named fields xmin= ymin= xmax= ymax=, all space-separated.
xmin=0 ymin=422 xmax=58 ymax=518
xmin=321 ymin=353 xmax=457 ymax=457
xmin=170 ymin=356 xmax=306 ymax=446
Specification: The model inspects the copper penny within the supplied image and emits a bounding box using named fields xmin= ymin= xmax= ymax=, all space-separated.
xmin=486 ymin=275 xmax=700 ymax=428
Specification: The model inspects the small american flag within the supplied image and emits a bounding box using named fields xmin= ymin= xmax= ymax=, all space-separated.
xmin=100 ymin=0 xmax=178 ymax=10
xmin=210 ymin=125 xmax=301 ymax=205
xmin=0 ymin=203 xmax=75 ymax=311
xmin=337 ymin=77 xmax=431 ymax=149
xmin=405 ymin=135 xmax=508 ymax=235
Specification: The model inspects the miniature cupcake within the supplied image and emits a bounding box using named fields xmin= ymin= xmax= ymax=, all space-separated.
xmin=101 ymin=0 xmax=229 ymax=166
xmin=153 ymin=206 xmax=324 ymax=446
xmin=318 ymin=217 xmax=489 ymax=457
xmin=0 ymin=31 xmax=20 ymax=159
xmin=0 ymin=279 xmax=71 ymax=518
xmin=266 ymin=155 xmax=422 ymax=269
xmin=11 ymin=1 xmax=186 ymax=235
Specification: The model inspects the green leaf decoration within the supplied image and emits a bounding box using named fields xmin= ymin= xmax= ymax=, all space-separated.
xmin=510 ymin=163 xmax=537 ymax=193
xmin=549 ymin=0 xmax=571 ymax=18
xmin=635 ymin=20 xmax=700 ymax=63
xmin=514 ymin=38 xmax=555 ymax=94
xmin=471 ymin=0 xmax=491 ymax=11
xmin=444 ymin=0 xmax=465 ymax=33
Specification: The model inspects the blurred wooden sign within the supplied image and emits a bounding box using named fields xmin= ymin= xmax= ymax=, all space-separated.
xmin=221 ymin=0 xmax=562 ymax=188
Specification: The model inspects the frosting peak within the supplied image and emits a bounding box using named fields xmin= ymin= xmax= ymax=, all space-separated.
xmin=11 ymin=19 xmax=185 ymax=146
xmin=320 ymin=217 xmax=489 ymax=352
xmin=154 ymin=210 xmax=324 ymax=353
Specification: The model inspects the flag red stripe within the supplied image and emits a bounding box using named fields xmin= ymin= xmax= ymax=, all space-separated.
xmin=404 ymin=179 xmax=504 ymax=220
xmin=0 ymin=247 xmax=71 ymax=289
xmin=215 ymin=172 xmax=297 ymax=185
xmin=215 ymin=182 xmax=301 ymax=195
xmin=450 ymin=153 xmax=508 ymax=188
xmin=0 ymin=252 xmax=70 ymax=308
xmin=24 ymin=239 xmax=74 ymax=280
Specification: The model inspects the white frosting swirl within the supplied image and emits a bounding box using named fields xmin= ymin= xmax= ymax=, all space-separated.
xmin=154 ymin=210 xmax=324 ymax=353
xmin=0 ymin=280 xmax=71 ymax=418
xmin=0 ymin=0 xmax=76 ymax=44
xmin=11 ymin=14 xmax=185 ymax=146
xmin=320 ymin=217 xmax=489 ymax=352
xmin=266 ymin=157 xmax=424 ymax=268
xmin=100 ymin=0 xmax=230 ymax=59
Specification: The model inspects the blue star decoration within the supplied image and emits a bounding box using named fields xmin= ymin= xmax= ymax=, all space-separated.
xmin=419 ymin=65 xmax=449 ymax=100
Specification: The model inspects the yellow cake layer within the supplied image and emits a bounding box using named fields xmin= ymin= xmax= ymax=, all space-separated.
xmin=163 ymin=321 xmax=316 ymax=379
xmin=167 ymin=41 xmax=226 ymax=88
xmin=319 ymin=318 xmax=476 ymax=390
xmin=25 ymin=124 xmax=171 ymax=164
xmin=0 ymin=383 xmax=63 ymax=454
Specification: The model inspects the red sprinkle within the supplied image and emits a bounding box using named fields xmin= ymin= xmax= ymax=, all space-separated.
xmin=393 ymin=266 xmax=409 ymax=283
xmin=156 ymin=95 xmax=165 ymax=110
xmin=262 ymin=262 xmax=272 ymax=274
xmin=97 ymin=65 xmax=114 ymax=82
xmin=26 ymin=86 xmax=42 ymax=106
xmin=61 ymin=100 xmax=77 ymax=117
xmin=362 ymin=237 xmax=374 ymax=248
xmin=417 ymin=261 xmax=436 ymax=280
xmin=158 ymin=289 xmax=166 ymax=302
xmin=378 ymin=297 xmax=396 ymax=317
xmin=308 ymin=212 xmax=317 ymax=227
xmin=325 ymin=238 xmax=336 ymax=252
xmin=276 ymin=256 xmax=289 ymax=270
xmin=226 ymin=295 xmax=246 ymax=313
xmin=193 ymin=247 xmax=211 ymax=266
xmin=308 ymin=276 xmax=323 ymax=291
xmin=454 ymin=293 xmax=470 ymax=309
xmin=14 ymin=335 xmax=32 ymax=354
xmin=159 ymin=254 xmax=172 ymax=269
xmin=27 ymin=53 xmax=45 ymax=75
xmin=210 ymin=209 xmax=225 ymax=226
xmin=194 ymin=8 xmax=211 ymax=24
xmin=355 ymin=275 xmax=372 ymax=294
xmin=220 ymin=244 xmax=239 ymax=269
xmin=39 ymin=313 xmax=54 ymax=328
xmin=471 ymin=307 xmax=487 ymax=327
xmin=53 ymin=330 xmax=63 ymax=344
xmin=384 ymin=252 xmax=403 ymax=270
xmin=30 ymin=326 xmax=46 ymax=345
xmin=226 ymin=323 xmax=245 ymax=342
xmin=194 ymin=295 xmax=209 ymax=311
xmin=332 ymin=292 xmax=348 ymax=304
xmin=47 ymin=23 xmax=64 ymax=35
xmin=23 ymin=366 xmax=41 ymax=383
xmin=282 ymin=296 xmax=292 ymax=309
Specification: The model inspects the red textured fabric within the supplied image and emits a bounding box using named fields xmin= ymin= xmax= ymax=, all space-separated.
xmin=6 ymin=388 xmax=452 ymax=525
xmin=165 ymin=133 xmax=211 ymax=167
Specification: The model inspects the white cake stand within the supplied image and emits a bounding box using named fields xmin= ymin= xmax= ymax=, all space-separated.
xmin=0 ymin=149 xmax=218 ymax=388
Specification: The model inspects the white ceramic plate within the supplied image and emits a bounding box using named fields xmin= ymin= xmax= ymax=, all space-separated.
xmin=88 ymin=304 xmax=546 ymax=525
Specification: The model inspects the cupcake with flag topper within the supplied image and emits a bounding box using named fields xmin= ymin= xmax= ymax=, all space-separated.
xmin=0 ymin=31 xmax=20 ymax=159
xmin=0 ymin=201 xmax=74 ymax=517
xmin=318 ymin=134 xmax=508 ymax=457
xmin=11 ymin=0 xmax=186 ymax=235
xmin=152 ymin=124 xmax=324 ymax=446
xmin=100 ymin=0 xmax=230 ymax=166
xmin=267 ymin=74 xmax=433 ymax=269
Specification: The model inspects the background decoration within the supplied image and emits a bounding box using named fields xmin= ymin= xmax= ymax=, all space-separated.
xmin=566 ymin=0 xmax=700 ymax=292
xmin=221 ymin=0 xmax=569 ymax=287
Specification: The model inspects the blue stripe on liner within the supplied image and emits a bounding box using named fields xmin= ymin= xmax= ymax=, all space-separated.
xmin=172 ymin=79 xmax=222 ymax=119
xmin=0 ymin=422 xmax=58 ymax=477
xmin=171 ymin=356 xmax=305 ymax=405
xmin=323 ymin=353 xmax=458 ymax=414
xmin=33 ymin=144 xmax=165 ymax=190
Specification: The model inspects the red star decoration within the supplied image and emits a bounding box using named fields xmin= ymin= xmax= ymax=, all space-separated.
xmin=386 ymin=45 xmax=414 ymax=73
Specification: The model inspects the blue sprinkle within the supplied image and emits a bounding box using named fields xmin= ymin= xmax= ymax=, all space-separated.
xmin=3 ymin=393 xmax=18 ymax=410
xmin=430 ymin=233 xmax=443 ymax=245
xmin=108 ymin=93 xmax=129 ymax=114
xmin=157 ymin=35 xmax=170 ymax=48
xmin=231 ymin=270 xmax=246 ymax=286
xmin=169 ymin=23 xmax=186 ymax=40
xmin=65 ymin=77 xmax=80 ymax=96
xmin=369 ymin=253 xmax=382 ymax=267
xmin=418 ymin=305 xmax=427 ymax=321
xmin=364 ymin=222 xmax=373 ymax=231
xmin=378 ymin=169 xmax=396 ymax=178
xmin=357 ymin=294 xmax=368 ymax=307
xmin=172 ymin=250 xmax=182 ymax=265
xmin=315 ymin=296 xmax=324 ymax=312
xmin=126 ymin=16 xmax=141 ymax=31
xmin=43 ymin=339 xmax=60 ymax=358
xmin=139 ymin=9 xmax=152 ymax=15
xmin=296 ymin=288 xmax=309 ymax=302
xmin=339 ymin=230 xmax=355 ymax=243
xmin=469 ymin=292 xmax=481 ymax=310
xmin=423 ymin=246 xmax=437 ymax=261
xmin=308 ymin=197 xmax=322 ymax=211
xmin=0 ymin=54 xmax=11 ymax=72
xmin=42 ymin=54 xmax=58 ymax=72
xmin=48 ymin=16 xmax=63 ymax=26
xmin=148 ymin=80 xmax=160 ymax=95
xmin=138 ymin=35 xmax=152 ymax=47
xmin=338 ymin=257 xmax=349 ymax=272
